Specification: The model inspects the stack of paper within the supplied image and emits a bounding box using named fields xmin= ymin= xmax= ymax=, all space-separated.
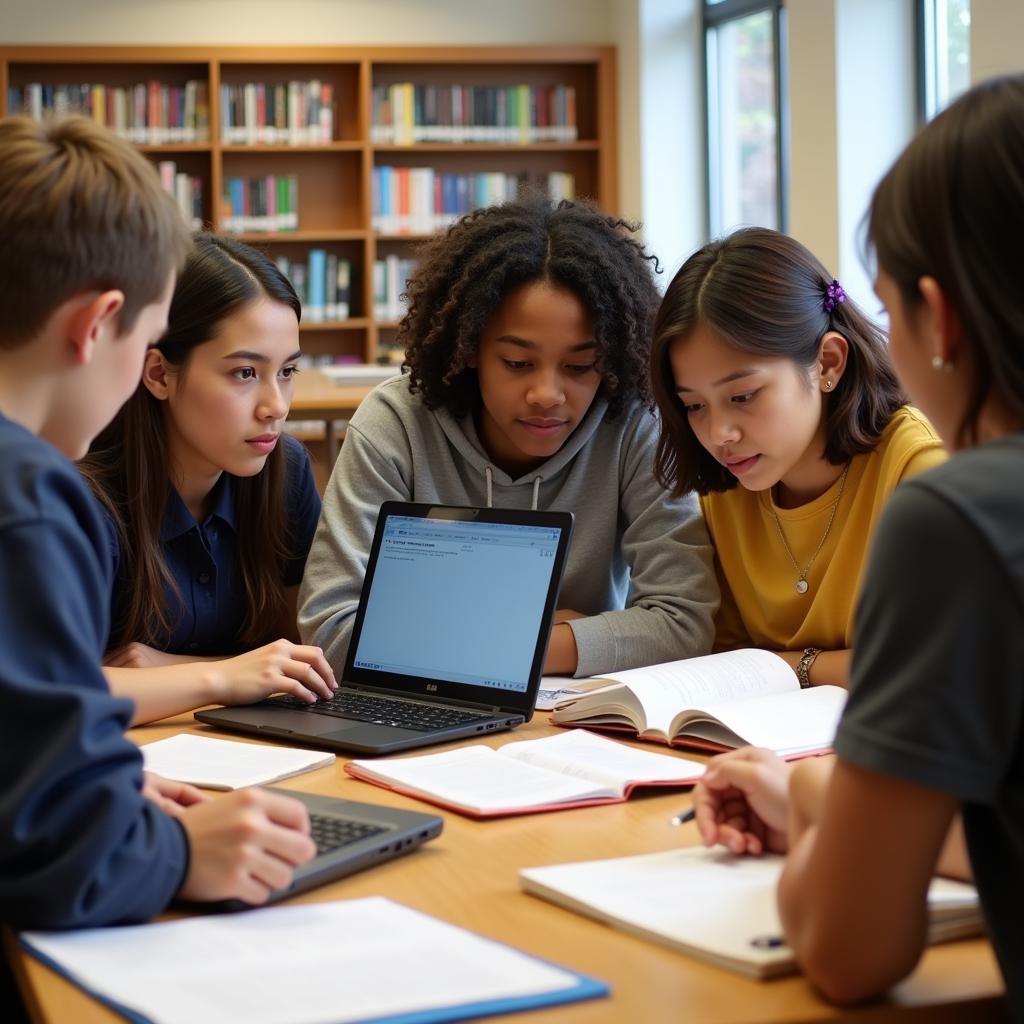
xmin=140 ymin=733 xmax=335 ymax=790
xmin=20 ymin=897 xmax=607 ymax=1023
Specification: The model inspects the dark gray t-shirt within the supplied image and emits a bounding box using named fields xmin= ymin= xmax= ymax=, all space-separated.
xmin=835 ymin=430 xmax=1024 ymax=1015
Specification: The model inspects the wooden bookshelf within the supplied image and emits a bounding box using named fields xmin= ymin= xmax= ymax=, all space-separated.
xmin=0 ymin=45 xmax=617 ymax=365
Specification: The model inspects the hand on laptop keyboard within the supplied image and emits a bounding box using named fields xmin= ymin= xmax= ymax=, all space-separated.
xmin=177 ymin=788 xmax=317 ymax=905
xmin=273 ymin=690 xmax=487 ymax=732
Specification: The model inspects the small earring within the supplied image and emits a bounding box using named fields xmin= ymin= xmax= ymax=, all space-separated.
xmin=931 ymin=355 xmax=955 ymax=373
xmin=823 ymin=380 xmax=833 ymax=391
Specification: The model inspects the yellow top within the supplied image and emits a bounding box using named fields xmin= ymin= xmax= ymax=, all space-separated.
xmin=700 ymin=406 xmax=946 ymax=653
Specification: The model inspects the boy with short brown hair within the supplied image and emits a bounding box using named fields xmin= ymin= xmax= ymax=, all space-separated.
xmin=0 ymin=115 xmax=316 ymax=949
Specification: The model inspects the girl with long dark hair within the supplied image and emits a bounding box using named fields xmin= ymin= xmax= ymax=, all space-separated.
xmin=81 ymin=233 xmax=335 ymax=724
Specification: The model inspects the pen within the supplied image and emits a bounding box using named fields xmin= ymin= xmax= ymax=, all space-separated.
xmin=669 ymin=807 xmax=695 ymax=827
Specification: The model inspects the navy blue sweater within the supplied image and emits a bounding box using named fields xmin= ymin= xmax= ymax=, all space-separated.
xmin=0 ymin=413 xmax=187 ymax=928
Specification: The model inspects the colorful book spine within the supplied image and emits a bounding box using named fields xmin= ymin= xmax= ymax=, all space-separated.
xmin=372 ymin=167 xmax=574 ymax=233
xmin=219 ymin=80 xmax=335 ymax=145
xmin=274 ymin=254 xmax=353 ymax=323
xmin=307 ymin=248 xmax=327 ymax=322
xmin=220 ymin=174 xmax=298 ymax=233
xmin=7 ymin=80 xmax=210 ymax=143
xmin=157 ymin=160 xmax=204 ymax=231
xmin=373 ymin=256 xmax=418 ymax=320
xmin=369 ymin=82 xmax=578 ymax=144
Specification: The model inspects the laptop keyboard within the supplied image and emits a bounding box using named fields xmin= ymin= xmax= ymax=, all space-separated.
xmin=273 ymin=690 xmax=489 ymax=732
xmin=309 ymin=813 xmax=387 ymax=856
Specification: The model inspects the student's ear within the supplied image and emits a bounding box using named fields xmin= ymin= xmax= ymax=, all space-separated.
xmin=817 ymin=331 xmax=849 ymax=392
xmin=141 ymin=347 xmax=172 ymax=401
xmin=66 ymin=290 xmax=125 ymax=366
xmin=917 ymin=276 xmax=963 ymax=367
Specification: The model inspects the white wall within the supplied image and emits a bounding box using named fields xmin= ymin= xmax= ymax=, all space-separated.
xmin=835 ymin=0 xmax=916 ymax=311
xmin=971 ymin=0 xmax=1024 ymax=80
xmin=0 ymin=0 xmax=614 ymax=46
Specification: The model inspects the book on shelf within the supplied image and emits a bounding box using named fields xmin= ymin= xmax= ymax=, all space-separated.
xmin=7 ymin=80 xmax=209 ymax=143
xmin=318 ymin=363 xmax=402 ymax=386
xmin=220 ymin=79 xmax=335 ymax=145
xmin=373 ymin=254 xmax=417 ymax=321
xmin=221 ymin=173 xmax=298 ymax=233
xmin=371 ymin=82 xmax=578 ymax=144
xmin=139 ymin=733 xmax=334 ymax=790
xmin=287 ymin=248 xmax=355 ymax=323
xmin=549 ymin=648 xmax=847 ymax=757
xmin=157 ymin=160 xmax=203 ymax=231
xmin=372 ymin=166 xmax=575 ymax=235
xmin=345 ymin=729 xmax=706 ymax=819
xmin=520 ymin=847 xmax=982 ymax=980
xmin=20 ymin=896 xmax=608 ymax=1023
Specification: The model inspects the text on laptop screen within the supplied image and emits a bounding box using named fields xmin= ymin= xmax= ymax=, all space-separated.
xmin=352 ymin=514 xmax=563 ymax=692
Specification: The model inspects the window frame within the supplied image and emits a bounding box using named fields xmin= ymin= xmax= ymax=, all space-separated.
xmin=916 ymin=0 xmax=971 ymax=123
xmin=703 ymin=0 xmax=788 ymax=239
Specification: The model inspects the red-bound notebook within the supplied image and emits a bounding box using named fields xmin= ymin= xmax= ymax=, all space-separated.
xmin=345 ymin=729 xmax=705 ymax=819
xmin=549 ymin=649 xmax=846 ymax=758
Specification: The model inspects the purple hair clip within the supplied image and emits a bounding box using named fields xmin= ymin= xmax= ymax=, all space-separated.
xmin=823 ymin=279 xmax=847 ymax=313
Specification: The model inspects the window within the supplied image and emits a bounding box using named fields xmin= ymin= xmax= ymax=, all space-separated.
xmin=920 ymin=0 xmax=971 ymax=120
xmin=705 ymin=0 xmax=787 ymax=237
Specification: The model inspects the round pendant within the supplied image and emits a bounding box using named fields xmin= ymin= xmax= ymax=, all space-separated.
xmin=795 ymin=578 xmax=809 ymax=594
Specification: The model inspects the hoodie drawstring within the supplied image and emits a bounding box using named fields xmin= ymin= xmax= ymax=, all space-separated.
xmin=482 ymin=465 xmax=542 ymax=510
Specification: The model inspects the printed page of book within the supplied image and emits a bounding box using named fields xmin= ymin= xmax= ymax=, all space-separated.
xmin=553 ymin=649 xmax=798 ymax=737
xmin=500 ymin=729 xmax=705 ymax=792
xmin=348 ymin=744 xmax=618 ymax=813
xmin=139 ymin=733 xmax=335 ymax=790
xmin=676 ymin=685 xmax=847 ymax=755
xmin=535 ymin=675 xmax=619 ymax=711
xmin=21 ymin=897 xmax=604 ymax=1024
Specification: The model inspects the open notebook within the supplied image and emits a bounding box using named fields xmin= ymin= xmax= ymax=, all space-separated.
xmin=521 ymin=847 xmax=982 ymax=980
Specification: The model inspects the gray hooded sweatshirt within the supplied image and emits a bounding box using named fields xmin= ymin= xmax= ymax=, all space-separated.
xmin=298 ymin=376 xmax=718 ymax=677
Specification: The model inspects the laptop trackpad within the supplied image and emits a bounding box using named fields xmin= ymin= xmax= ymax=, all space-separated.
xmin=257 ymin=709 xmax=366 ymax=736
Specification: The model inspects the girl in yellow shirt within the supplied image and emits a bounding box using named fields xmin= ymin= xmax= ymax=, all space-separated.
xmin=649 ymin=228 xmax=944 ymax=686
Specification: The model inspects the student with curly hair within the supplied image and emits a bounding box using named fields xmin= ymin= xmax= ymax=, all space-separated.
xmin=299 ymin=197 xmax=717 ymax=677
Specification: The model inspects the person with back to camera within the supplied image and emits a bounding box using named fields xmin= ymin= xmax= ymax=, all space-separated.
xmin=0 ymin=117 xmax=317 ymax=1020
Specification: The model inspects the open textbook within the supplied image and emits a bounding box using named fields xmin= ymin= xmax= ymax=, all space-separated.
xmin=549 ymin=648 xmax=847 ymax=757
xmin=20 ymin=897 xmax=608 ymax=1023
xmin=520 ymin=847 xmax=982 ymax=980
xmin=346 ymin=729 xmax=706 ymax=818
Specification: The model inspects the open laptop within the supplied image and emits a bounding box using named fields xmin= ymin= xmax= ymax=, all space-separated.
xmin=209 ymin=792 xmax=443 ymax=911
xmin=196 ymin=501 xmax=574 ymax=755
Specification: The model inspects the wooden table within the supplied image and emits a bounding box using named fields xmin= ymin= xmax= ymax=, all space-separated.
xmin=288 ymin=372 xmax=376 ymax=466
xmin=12 ymin=715 xmax=1007 ymax=1024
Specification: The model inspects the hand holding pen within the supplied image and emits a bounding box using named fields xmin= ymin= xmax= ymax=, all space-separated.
xmin=678 ymin=747 xmax=793 ymax=856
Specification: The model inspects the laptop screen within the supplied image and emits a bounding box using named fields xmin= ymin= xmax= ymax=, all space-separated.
xmin=351 ymin=511 xmax=568 ymax=694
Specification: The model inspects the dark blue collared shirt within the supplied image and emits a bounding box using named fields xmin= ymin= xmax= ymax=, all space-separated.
xmin=107 ymin=434 xmax=320 ymax=655
xmin=0 ymin=412 xmax=188 ymax=928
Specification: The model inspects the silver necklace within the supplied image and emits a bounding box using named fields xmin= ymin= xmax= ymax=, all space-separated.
xmin=771 ymin=463 xmax=850 ymax=595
